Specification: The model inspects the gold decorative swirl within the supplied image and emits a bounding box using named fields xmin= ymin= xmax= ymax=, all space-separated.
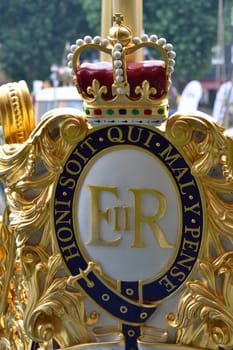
xmin=0 ymin=95 xmax=232 ymax=350
xmin=6 ymin=187 xmax=50 ymax=246
xmin=0 ymin=208 xmax=15 ymax=316
xmin=0 ymin=109 xmax=89 ymax=246
xmin=164 ymin=112 xmax=233 ymax=349
xmin=61 ymin=116 xmax=89 ymax=144
xmin=0 ymin=106 xmax=92 ymax=348
xmin=165 ymin=117 xmax=193 ymax=145
xmin=167 ymin=252 xmax=233 ymax=349
xmin=23 ymin=249 xmax=95 ymax=348
xmin=166 ymin=112 xmax=226 ymax=177
xmin=220 ymin=135 xmax=233 ymax=183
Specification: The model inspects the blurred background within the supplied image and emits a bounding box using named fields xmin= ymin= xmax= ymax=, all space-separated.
xmin=0 ymin=0 xmax=233 ymax=117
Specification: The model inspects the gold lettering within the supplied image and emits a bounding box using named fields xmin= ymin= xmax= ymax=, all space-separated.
xmin=127 ymin=126 xmax=144 ymax=143
xmin=123 ymin=206 xmax=131 ymax=231
xmin=59 ymin=176 xmax=76 ymax=190
xmin=60 ymin=241 xmax=80 ymax=261
xmin=55 ymin=199 xmax=71 ymax=208
xmin=80 ymin=136 xmax=97 ymax=154
xmin=177 ymin=251 xmax=195 ymax=271
xmin=113 ymin=206 xmax=131 ymax=231
xmin=143 ymin=130 xmax=155 ymax=148
xmin=55 ymin=210 xmax=71 ymax=225
xmin=170 ymin=266 xmax=186 ymax=282
xmin=107 ymin=127 xmax=125 ymax=143
xmin=57 ymin=226 xmax=74 ymax=242
xmin=173 ymin=167 xmax=188 ymax=182
xmin=182 ymin=238 xmax=199 ymax=253
xmin=113 ymin=206 xmax=121 ymax=231
xmin=73 ymin=149 xmax=89 ymax=163
xmin=159 ymin=145 xmax=181 ymax=166
xmin=184 ymin=201 xmax=200 ymax=216
xmin=180 ymin=179 xmax=195 ymax=195
xmin=55 ymin=199 xmax=72 ymax=225
xmin=86 ymin=185 xmax=122 ymax=246
xmin=158 ymin=275 xmax=177 ymax=292
xmin=65 ymin=159 xmax=82 ymax=175
xmin=128 ymin=188 xmax=173 ymax=249
xmin=185 ymin=226 xmax=201 ymax=239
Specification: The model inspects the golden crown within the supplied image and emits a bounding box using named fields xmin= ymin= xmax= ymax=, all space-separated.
xmin=67 ymin=13 xmax=176 ymax=124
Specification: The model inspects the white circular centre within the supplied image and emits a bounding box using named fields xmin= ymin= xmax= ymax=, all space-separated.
xmin=76 ymin=147 xmax=181 ymax=281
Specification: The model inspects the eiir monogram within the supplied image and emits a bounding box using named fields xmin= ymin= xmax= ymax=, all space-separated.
xmin=86 ymin=185 xmax=173 ymax=249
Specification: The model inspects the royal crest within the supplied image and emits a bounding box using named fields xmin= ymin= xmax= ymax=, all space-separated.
xmin=53 ymin=124 xmax=204 ymax=306
xmin=0 ymin=2 xmax=232 ymax=350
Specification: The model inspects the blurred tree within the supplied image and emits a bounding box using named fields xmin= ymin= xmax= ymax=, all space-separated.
xmin=0 ymin=0 xmax=91 ymax=86
xmin=78 ymin=0 xmax=233 ymax=88
xmin=143 ymin=0 xmax=233 ymax=88
xmin=80 ymin=0 xmax=101 ymax=33
xmin=0 ymin=0 xmax=232 ymax=88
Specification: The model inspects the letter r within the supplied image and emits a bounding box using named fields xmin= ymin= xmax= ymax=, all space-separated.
xmin=128 ymin=188 xmax=173 ymax=249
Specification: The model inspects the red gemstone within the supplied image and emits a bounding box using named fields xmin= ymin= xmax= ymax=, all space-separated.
xmin=144 ymin=109 xmax=152 ymax=115
xmin=94 ymin=109 xmax=102 ymax=115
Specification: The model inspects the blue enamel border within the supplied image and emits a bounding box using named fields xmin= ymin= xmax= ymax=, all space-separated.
xmin=53 ymin=124 xmax=204 ymax=323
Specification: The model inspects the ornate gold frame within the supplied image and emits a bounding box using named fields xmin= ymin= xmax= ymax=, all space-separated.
xmin=0 ymin=82 xmax=232 ymax=350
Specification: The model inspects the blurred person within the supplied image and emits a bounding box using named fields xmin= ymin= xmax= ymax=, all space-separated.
xmin=212 ymin=77 xmax=233 ymax=128
xmin=177 ymin=80 xmax=203 ymax=113
xmin=168 ymin=84 xmax=180 ymax=115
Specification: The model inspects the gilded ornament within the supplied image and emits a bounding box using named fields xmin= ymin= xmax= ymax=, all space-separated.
xmin=0 ymin=4 xmax=232 ymax=350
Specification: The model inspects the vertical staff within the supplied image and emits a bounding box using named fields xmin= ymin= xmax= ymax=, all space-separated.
xmin=112 ymin=0 xmax=143 ymax=39
xmin=101 ymin=0 xmax=143 ymax=61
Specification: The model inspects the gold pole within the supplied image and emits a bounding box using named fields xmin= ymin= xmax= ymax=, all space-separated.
xmin=101 ymin=0 xmax=143 ymax=62
xmin=112 ymin=0 xmax=142 ymax=38
xmin=100 ymin=0 xmax=112 ymax=61
xmin=113 ymin=0 xmax=143 ymax=61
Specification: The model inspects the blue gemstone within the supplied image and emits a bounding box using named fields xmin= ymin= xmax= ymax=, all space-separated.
xmin=119 ymin=109 xmax=127 ymax=115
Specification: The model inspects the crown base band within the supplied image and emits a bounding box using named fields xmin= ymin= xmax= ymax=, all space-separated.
xmin=86 ymin=117 xmax=168 ymax=126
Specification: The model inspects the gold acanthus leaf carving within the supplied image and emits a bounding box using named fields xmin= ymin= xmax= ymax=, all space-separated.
xmin=166 ymin=112 xmax=233 ymax=258
xmin=165 ymin=112 xmax=233 ymax=349
xmin=0 ymin=110 xmax=89 ymax=245
xmin=0 ymin=109 xmax=89 ymax=187
xmin=0 ymin=247 xmax=30 ymax=350
xmin=22 ymin=248 xmax=97 ymax=349
xmin=166 ymin=112 xmax=227 ymax=177
xmin=220 ymin=133 xmax=233 ymax=182
xmin=0 ymin=208 xmax=15 ymax=316
xmin=6 ymin=187 xmax=50 ymax=246
xmin=29 ymin=108 xmax=89 ymax=173
xmin=206 ymin=190 xmax=233 ymax=239
xmin=167 ymin=252 xmax=233 ymax=350
xmin=0 ymin=109 xmax=90 ymax=348
xmin=0 ymin=143 xmax=34 ymax=187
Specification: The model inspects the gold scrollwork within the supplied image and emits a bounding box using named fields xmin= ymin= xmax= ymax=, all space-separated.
xmin=0 ymin=108 xmax=92 ymax=349
xmin=166 ymin=112 xmax=226 ymax=176
xmin=22 ymin=249 xmax=96 ymax=348
xmin=0 ymin=102 xmax=232 ymax=349
xmin=165 ymin=113 xmax=233 ymax=349
xmin=167 ymin=252 xmax=233 ymax=350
